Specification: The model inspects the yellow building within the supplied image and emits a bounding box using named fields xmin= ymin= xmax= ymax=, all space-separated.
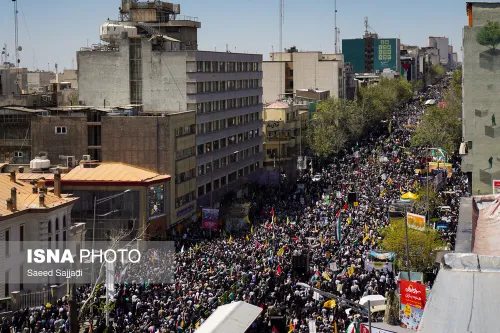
xmin=262 ymin=101 xmax=306 ymax=181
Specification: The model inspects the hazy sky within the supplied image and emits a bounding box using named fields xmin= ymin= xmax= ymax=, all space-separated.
xmin=0 ymin=0 xmax=466 ymax=71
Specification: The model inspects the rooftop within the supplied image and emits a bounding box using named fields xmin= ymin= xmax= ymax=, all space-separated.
xmin=265 ymin=101 xmax=290 ymax=109
xmin=62 ymin=162 xmax=170 ymax=185
xmin=0 ymin=173 xmax=77 ymax=219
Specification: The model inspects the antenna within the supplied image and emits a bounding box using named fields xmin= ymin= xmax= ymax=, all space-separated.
xmin=279 ymin=0 xmax=284 ymax=94
xmin=337 ymin=29 xmax=341 ymax=53
xmin=364 ymin=16 xmax=369 ymax=36
xmin=334 ymin=0 xmax=338 ymax=54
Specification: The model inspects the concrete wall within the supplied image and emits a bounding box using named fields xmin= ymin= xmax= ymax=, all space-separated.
xmin=27 ymin=72 xmax=55 ymax=92
xmin=462 ymin=5 xmax=500 ymax=195
xmin=293 ymin=53 xmax=342 ymax=98
xmin=262 ymin=62 xmax=285 ymax=103
xmin=0 ymin=68 xmax=28 ymax=96
xmin=31 ymin=116 xmax=88 ymax=165
xmin=58 ymin=70 xmax=78 ymax=89
xmin=77 ymin=39 xmax=130 ymax=107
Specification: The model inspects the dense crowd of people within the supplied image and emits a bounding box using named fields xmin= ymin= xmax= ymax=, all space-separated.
xmin=6 ymin=80 xmax=466 ymax=333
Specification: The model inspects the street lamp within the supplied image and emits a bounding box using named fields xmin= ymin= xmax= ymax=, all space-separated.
xmin=91 ymin=189 xmax=130 ymax=299
xmin=296 ymin=282 xmax=372 ymax=332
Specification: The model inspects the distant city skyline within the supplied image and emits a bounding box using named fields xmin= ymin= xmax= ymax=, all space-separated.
xmin=0 ymin=0 xmax=465 ymax=71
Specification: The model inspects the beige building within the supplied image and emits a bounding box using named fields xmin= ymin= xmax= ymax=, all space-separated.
xmin=262 ymin=52 xmax=344 ymax=104
xmin=0 ymin=171 xmax=78 ymax=296
xmin=262 ymin=101 xmax=307 ymax=180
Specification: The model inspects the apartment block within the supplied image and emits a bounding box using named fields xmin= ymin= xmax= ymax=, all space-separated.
xmin=262 ymin=52 xmax=344 ymax=104
xmin=428 ymin=36 xmax=450 ymax=67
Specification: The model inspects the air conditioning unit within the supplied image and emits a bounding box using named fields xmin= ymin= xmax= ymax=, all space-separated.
xmin=66 ymin=156 xmax=75 ymax=168
xmin=82 ymin=155 xmax=91 ymax=161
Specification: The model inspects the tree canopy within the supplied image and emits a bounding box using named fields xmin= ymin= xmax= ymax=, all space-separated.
xmin=307 ymin=78 xmax=413 ymax=158
xmin=476 ymin=20 xmax=500 ymax=51
xmin=412 ymin=70 xmax=462 ymax=153
xmin=381 ymin=218 xmax=444 ymax=273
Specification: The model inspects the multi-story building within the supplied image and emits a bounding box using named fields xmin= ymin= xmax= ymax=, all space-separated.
xmin=462 ymin=2 xmax=500 ymax=194
xmin=342 ymin=35 xmax=401 ymax=74
xmin=0 ymin=65 xmax=28 ymax=98
xmin=27 ymin=71 xmax=56 ymax=92
xmin=428 ymin=36 xmax=450 ymax=67
xmin=0 ymin=106 xmax=35 ymax=165
xmin=262 ymin=100 xmax=306 ymax=182
xmin=77 ymin=1 xmax=263 ymax=209
xmin=0 ymin=171 xmax=78 ymax=296
xmin=400 ymin=45 xmax=420 ymax=82
xmin=262 ymin=51 xmax=344 ymax=103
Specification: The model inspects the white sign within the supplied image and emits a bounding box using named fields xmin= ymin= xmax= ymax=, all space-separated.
xmin=493 ymin=180 xmax=500 ymax=194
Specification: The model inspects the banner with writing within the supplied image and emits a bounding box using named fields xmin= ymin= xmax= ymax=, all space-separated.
xmin=202 ymin=208 xmax=219 ymax=230
xmin=399 ymin=280 xmax=426 ymax=330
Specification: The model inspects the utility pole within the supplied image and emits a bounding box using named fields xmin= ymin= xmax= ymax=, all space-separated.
xmin=69 ymin=282 xmax=79 ymax=333
xmin=404 ymin=208 xmax=411 ymax=280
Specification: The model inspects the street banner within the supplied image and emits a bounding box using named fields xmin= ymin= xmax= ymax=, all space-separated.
xmin=368 ymin=251 xmax=395 ymax=261
xmin=399 ymin=280 xmax=426 ymax=330
xmin=365 ymin=260 xmax=393 ymax=272
xmin=428 ymin=162 xmax=453 ymax=178
xmin=493 ymin=180 xmax=500 ymax=194
xmin=202 ymin=208 xmax=219 ymax=230
xmin=407 ymin=212 xmax=426 ymax=231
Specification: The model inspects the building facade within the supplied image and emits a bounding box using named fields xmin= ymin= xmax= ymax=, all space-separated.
xmin=0 ymin=172 xmax=78 ymax=296
xmin=262 ymin=52 xmax=344 ymax=104
xmin=342 ymin=36 xmax=401 ymax=74
xmin=27 ymin=71 xmax=56 ymax=92
xmin=428 ymin=36 xmax=450 ymax=67
xmin=462 ymin=2 xmax=500 ymax=194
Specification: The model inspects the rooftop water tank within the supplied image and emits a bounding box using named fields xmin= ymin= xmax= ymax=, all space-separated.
xmin=30 ymin=157 xmax=51 ymax=170
xmin=100 ymin=21 xmax=138 ymax=42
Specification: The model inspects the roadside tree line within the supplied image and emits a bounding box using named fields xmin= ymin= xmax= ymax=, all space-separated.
xmin=306 ymin=78 xmax=414 ymax=158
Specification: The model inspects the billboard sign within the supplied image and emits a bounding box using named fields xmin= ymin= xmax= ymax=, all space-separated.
xmin=493 ymin=180 xmax=500 ymax=194
xmin=399 ymin=280 xmax=426 ymax=330
xmin=407 ymin=212 xmax=426 ymax=231
xmin=148 ymin=184 xmax=166 ymax=220
xmin=202 ymin=208 xmax=219 ymax=230
xmin=375 ymin=39 xmax=397 ymax=72
xmin=428 ymin=162 xmax=453 ymax=178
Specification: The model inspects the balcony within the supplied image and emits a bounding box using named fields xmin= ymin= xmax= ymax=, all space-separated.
xmin=0 ymin=139 xmax=31 ymax=147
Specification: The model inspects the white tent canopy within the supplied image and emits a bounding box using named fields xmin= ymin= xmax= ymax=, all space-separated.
xmin=359 ymin=295 xmax=386 ymax=313
xmin=424 ymin=99 xmax=436 ymax=106
xmin=195 ymin=301 xmax=263 ymax=333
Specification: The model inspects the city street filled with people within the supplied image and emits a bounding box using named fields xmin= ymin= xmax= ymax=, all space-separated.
xmin=5 ymin=81 xmax=466 ymax=333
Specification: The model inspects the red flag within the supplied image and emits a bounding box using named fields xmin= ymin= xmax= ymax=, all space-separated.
xmin=343 ymin=203 xmax=348 ymax=211
xmin=335 ymin=210 xmax=341 ymax=217
xmin=276 ymin=266 xmax=282 ymax=276
xmin=272 ymin=326 xmax=279 ymax=333
xmin=270 ymin=208 xmax=275 ymax=216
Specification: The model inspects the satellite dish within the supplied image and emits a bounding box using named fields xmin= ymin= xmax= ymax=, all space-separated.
xmin=14 ymin=81 xmax=18 ymax=84
xmin=17 ymin=46 xmax=22 ymax=51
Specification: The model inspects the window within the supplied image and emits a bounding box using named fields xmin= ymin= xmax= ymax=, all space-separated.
xmin=212 ymin=61 xmax=219 ymax=72
xmin=176 ymin=191 xmax=196 ymax=208
xmin=237 ymin=80 xmax=242 ymax=90
xmin=289 ymin=80 xmax=294 ymax=89
xmin=220 ymin=156 xmax=227 ymax=167
xmin=205 ymin=102 xmax=212 ymax=112
xmin=197 ymin=61 xmax=204 ymax=72
xmin=243 ymin=80 xmax=248 ymax=89
xmin=228 ymin=135 xmax=236 ymax=145
xmin=206 ymin=161 xmax=212 ymax=174
xmin=197 ymin=82 xmax=204 ymax=93
xmin=197 ymin=144 xmax=204 ymax=155
xmin=250 ymin=163 xmax=255 ymax=172
xmin=55 ymin=126 xmax=67 ymax=134
xmin=205 ymin=182 xmax=212 ymax=193
xmin=55 ymin=233 xmax=59 ymax=243
xmin=220 ymin=138 xmax=227 ymax=149
xmin=14 ymin=151 xmax=23 ymax=158
xmin=176 ymin=146 xmax=196 ymax=160
xmin=230 ymin=152 xmax=238 ymax=163
xmin=214 ymin=81 xmax=219 ymax=92
xmin=242 ymin=62 xmax=248 ymax=71
xmin=255 ymin=145 xmax=260 ymax=153
xmin=205 ymin=81 xmax=212 ymax=92
xmin=253 ymin=62 xmax=258 ymax=71
xmin=214 ymin=179 xmax=220 ymax=190
xmin=205 ymin=142 xmax=212 ymax=153
xmin=237 ymin=62 xmax=242 ymax=71
xmin=220 ymin=81 xmax=226 ymax=92
xmin=55 ymin=218 xmax=59 ymax=231
xmin=198 ymin=185 xmax=205 ymax=197
xmin=228 ymin=117 xmax=237 ymax=127
xmin=5 ymin=229 xmax=9 ymax=256
xmin=221 ymin=176 xmax=227 ymax=186
xmin=176 ymin=168 xmax=196 ymax=183
xmin=19 ymin=266 xmax=23 ymax=291
xmin=238 ymin=133 xmax=243 ymax=143
xmin=198 ymin=165 xmax=205 ymax=176
xmin=228 ymin=62 xmax=235 ymax=72
xmin=219 ymin=119 xmax=226 ymax=129
xmin=255 ymin=128 xmax=260 ymax=136
xmin=228 ymin=172 xmax=237 ymax=183
xmin=213 ymin=140 xmax=220 ymax=151
xmin=204 ymin=61 xmax=212 ymax=72
xmin=238 ymin=168 xmax=243 ymax=178
xmin=219 ymin=62 xmax=226 ymax=72
xmin=20 ymin=225 xmax=24 ymax=251
xmin=4 ymin=271 xmax=8 ymax=297
xmin=48 ymin=220 xmax=52 ymax=233
xmin=63 ymin=231 xmax=67 ymax=245
xmin=213 ymin=159 xmax=220 ymax=170
xmin=220 ymin=100 xmax=226 ymax=110
xmin=197 ymin=103 xmax=204 ymax=114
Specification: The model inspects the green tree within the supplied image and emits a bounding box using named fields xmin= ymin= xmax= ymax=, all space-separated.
xmin=381 ymin=218 xmax=444 ymax=273
xmin=476 ymin=20 xmax=500 ymax=51
xmin=306 ymin=98 xmax=362 ymax=157
xmin=411 ymin=105 xmax=462 ymax=153
xmin=413 ymin=186 xmax=443 ymax=217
